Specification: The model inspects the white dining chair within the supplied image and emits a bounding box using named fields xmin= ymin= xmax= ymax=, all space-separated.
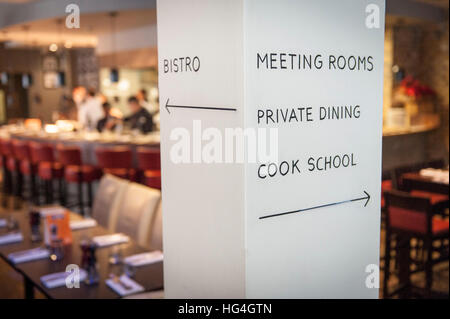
xmin=91 ymin=174 xmax=129 ymax=231
xmin=115 ymin=182 xmax=161 ymax=248
xmin=149 ymin=200 xmax=163 ymax=251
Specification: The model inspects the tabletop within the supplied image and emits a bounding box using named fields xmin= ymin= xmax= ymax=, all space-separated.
xmin=402 ymin=171 xmax=449 ymax=195
xmin=0 ymin=210 xmax=163 ymax=299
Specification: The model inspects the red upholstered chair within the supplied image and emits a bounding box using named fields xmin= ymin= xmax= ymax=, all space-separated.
xmin=383 ymin=190 xmax=449 ymax=298
xmin=95 ymin=146 xmax=137 ymax=181
xmin=1 ymin=139 xmax=21 ymax=202
xmin=29 ymin=142 xmax=64 ymax=205
xmin=57 ymin=144 xmax=101 ymax=216
xmin=381 ymin=179 xmax=392 ymax=210
xmin=136 ymin=147 xmax=161 ymax=190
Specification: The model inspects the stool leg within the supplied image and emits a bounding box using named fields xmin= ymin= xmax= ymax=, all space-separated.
xmin=77 ymin=182 xmax=84 ymax=216
xmin=424 ymin=238 xmax=433 ymax=297
xmin=383 ymin=229 xmax=391 ymax=299
xmin=13 ymin=172 xmax=22 ymax=209
xmin=87 ymin=182 xmax=93 ymax=212
xmin=44 ymin=180 xmax=51 ymax=204
xmin=2 ymin=168 xmax=10 ymax=207
xmin=49 ymin=180 xmax=54 ymax=204
xmin=59 ymin=179 xmax=66 ymax=206
xmin=16 ymin=172 xmax=23 ymax=198
xmin=3 ymin=168 xmax=12 ymax=195
xmin=30 ymin=174 xmax=38 ymax=203
xmin=34 ymin=177 xmax=40 ymax=206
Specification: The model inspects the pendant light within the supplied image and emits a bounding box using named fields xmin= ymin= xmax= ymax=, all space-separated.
xmin=109 ymin=12 xmax=119 ymax=83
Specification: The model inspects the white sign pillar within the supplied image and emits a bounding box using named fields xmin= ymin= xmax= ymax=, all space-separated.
xmin=158 ymin=0 xmax=385 ymax=298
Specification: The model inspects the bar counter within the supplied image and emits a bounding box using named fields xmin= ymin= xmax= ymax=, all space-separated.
xmin=0 ymin=125 xmax=160 ymax=168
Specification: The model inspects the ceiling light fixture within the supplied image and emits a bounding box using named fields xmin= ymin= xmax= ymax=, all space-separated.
xmin=49 ymin=43 xmax=58 ymax=52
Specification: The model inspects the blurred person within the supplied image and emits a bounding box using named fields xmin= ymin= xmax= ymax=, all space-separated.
xmin=78 ymin=88 xmax=104 ymax=130
xmin=72 ymin=86 xmax=87 ymax=108
xmin=58 ymin=95 xmax=78 ymax=121
xmin=97 ymin=102 xmax=119 ymax=132
xmin=124 ymin=96 xmax=153 ymax=134
xmin=137 ymin=88 xmax=158 ymax=115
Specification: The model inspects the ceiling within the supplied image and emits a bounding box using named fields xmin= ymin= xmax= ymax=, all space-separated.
xmin=414 ymin=0 xmax=449 ymax=8
xmin=0 ymin=0 xmax=37 ymax=2
xmin=0 ymin=0 xmax=447 ymax=49
xmin=0 ymin=8 xmax=156 ymax=48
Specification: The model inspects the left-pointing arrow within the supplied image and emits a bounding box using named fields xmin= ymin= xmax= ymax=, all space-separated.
xmin=165 ymin=98 xmax=237 ymax=114
xmin=259 ymin=191 xmax=371 ymax=220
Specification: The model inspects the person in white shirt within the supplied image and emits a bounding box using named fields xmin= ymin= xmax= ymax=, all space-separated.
xmin=78 ymin=89 xmax=104 ymax=130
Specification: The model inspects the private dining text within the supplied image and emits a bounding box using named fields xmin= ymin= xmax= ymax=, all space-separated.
xmin=257 ymin=105 xmax=361 ymax=125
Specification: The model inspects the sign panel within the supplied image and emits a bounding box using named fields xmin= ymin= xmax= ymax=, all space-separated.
xmin=157 ymin=0 xmax=246 ymax=298
xmin=244 ymin=0 xmax=385 ymax=298
xmin=158 ymin=0 xmax=385 ymax=298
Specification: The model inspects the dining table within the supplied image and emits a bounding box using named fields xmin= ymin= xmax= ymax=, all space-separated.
xmin=0 ymin=209 xmax=163 ymax=299
xmin=401 ymin=170 xmax=449 ymax=195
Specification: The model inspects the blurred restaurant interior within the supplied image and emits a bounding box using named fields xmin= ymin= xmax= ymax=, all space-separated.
xmin=0 ymin=0 xmax=449 ymax=299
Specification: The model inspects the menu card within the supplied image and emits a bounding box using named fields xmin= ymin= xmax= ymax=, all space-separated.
xmin=44 ymin=211 xmax=72 ymax=246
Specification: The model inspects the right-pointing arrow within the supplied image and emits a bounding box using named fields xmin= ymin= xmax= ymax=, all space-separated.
xmin=259 ymin=191 xmax=371 ymax=220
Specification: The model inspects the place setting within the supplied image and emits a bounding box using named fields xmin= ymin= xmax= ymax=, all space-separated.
xmin=0 ymin=216 xmax=23 ymax=246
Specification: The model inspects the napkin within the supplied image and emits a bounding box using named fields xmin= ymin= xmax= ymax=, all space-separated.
xmin=41 ymin=269 xmax=88 ymax=289
xmin=124 ymin=251 xmax=163 ymax=267
xmin=106 ymin=274 xmax=144 ymax=297
xmin=0 ymin=232 xmax=23 ymax=245
xmin=420 ymin=168 xmax=450 ymax=184
xmin=70 ymin=218 xmax=98 ymax=231
xmin=0 ymin=218 xmax=6 ymax=228
xmin=92 ymin=233 xmax=129 ymax=248
xmin=8 ymin=247 xmax=50 ymax=264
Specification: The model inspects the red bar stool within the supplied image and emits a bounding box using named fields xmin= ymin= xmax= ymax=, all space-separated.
xmin=29 ymin=142 xmax=64 ymax=205
xmin=0 ymin=139 xmax=14 ymax=203
xmin=57 ymin=144 xmax=101 ymax=216
xmin=11 ymin=139 xmax=37 ymax=202
xmin=136 ymin=147 xmax=161 ymax=190
xmin=2 ymin=139 xmax=21 ymax=202
xmin=95 ymin=146 xmax=137 ymax=181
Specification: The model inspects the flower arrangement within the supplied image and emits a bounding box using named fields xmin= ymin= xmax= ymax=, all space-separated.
xmin=399 ymin=76 xmax=435 ymax=99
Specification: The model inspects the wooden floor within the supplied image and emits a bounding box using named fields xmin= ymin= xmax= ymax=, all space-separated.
xmin=0 ymin=193 xmax=448 ymax=299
